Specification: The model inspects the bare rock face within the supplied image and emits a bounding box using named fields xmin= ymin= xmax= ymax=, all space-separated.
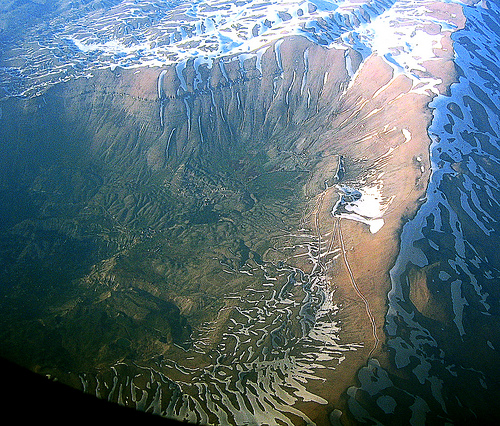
xmin=151 ymin=37 xmax=360 ymax=171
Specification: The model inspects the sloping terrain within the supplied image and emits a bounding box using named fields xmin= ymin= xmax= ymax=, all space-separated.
xmin=2 ymin=0 xmax=499 ymax=425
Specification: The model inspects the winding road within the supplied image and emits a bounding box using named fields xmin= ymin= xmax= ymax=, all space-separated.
xmin=335 ymin=217 xmax=380 ymax=358
xmin=310 ymin=186 xmax=379 ymax=358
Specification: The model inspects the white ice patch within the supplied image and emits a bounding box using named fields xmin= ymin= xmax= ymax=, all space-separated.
xmin=402 ymin=128 xmax=412 ymax=143
xmin=332 ymin=186 xmax=389 ymax=233
xmin=342 ymin=0 xmax=456 ymax=95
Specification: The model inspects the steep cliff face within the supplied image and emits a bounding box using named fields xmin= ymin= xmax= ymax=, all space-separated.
xmin=151 ymin=37 xmax=360 ymax=170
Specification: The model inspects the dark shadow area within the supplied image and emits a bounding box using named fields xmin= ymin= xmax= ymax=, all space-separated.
xmin=0 ymin=357 xmax=189 ymax=425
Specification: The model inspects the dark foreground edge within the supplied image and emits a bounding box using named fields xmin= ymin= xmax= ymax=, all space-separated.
xmin=0 ymin=356 xmax=188 ymax=425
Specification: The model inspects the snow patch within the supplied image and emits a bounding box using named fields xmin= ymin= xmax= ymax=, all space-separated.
xmin=332 ymin=185 xmax=391 ymax=234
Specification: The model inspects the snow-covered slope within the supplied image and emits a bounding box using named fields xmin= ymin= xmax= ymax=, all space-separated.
xmin=1 ymin=0 xmax=460 ymax=99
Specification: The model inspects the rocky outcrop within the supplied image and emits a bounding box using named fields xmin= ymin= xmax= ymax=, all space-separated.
xmin=151 ymin=36 xmax=361 ymax=169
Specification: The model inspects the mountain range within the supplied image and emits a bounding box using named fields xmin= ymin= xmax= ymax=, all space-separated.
xmin=1 ymin=1 xmax=500 ymax=425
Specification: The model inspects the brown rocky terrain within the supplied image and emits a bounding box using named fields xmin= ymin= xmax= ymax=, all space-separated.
xmin=0 ymin=2 xmax=467 ymax=424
